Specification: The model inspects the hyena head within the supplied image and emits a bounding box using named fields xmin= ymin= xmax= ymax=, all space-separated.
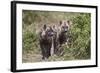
xmin=46 ymin=26 xmax=54 ymax=37
xmin=41 ymin=25 xmax=55 ymax=39
xmin=60 ymin=20 xmax=70 ymax=33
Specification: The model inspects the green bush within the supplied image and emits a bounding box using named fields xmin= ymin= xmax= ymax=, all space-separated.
xmin=69 ymin=13 xmax=91 ymax=59
xmin=23 ymin=30 xmax=38 ymax=53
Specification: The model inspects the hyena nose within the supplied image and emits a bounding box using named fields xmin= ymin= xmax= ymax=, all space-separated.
xmin=64 ymin=29 xmax=67 ymax=32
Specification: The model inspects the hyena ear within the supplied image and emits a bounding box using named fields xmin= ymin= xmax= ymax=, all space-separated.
xmin=59 ymin=20 xmax=62 ymax=25
xmin=43 ymin=24 xmax=47 ymax=30
xmin=67 ymin=20 xmax=70 ymax=24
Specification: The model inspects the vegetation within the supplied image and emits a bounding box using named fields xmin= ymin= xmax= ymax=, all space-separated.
xmin=22 ymin=10 xmax=91 ymax=63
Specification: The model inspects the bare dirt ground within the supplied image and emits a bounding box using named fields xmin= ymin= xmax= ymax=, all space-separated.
xmin=22 ymin=49 xmax=65 ymax=63
xmin=22 ymin=51 xmax=43 ymax=63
